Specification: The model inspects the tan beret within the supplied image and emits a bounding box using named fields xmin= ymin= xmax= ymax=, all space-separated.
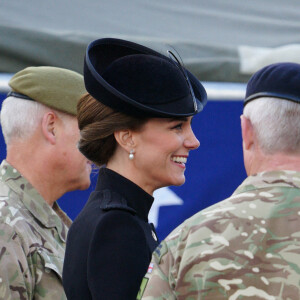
xmin=9 ymin=66 xmax=86 ymax=116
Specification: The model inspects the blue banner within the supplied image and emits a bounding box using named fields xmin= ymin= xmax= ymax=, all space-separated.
xmin=0 ymin=93 xmax=246 ymax=240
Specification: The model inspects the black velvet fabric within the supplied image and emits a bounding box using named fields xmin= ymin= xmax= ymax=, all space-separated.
xmin=245 ymin=62 xmax=300 ymax=105
xmin=62 ymin=168 xmax=159 ymax=300
xmin=84 ymin=38 xmax=207 ymax=117
xmin=102 ymin=54 xmax=189 ymax=105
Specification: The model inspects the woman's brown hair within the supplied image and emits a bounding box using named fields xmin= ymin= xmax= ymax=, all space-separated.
xmin=77 ymin=93 xmax=148 ymax=166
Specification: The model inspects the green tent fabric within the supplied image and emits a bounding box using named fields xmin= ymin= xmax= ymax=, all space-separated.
xmin=1 ymin=0 xmax=300 ymax=82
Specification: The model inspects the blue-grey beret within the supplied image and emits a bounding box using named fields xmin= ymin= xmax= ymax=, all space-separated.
xmin=84 ymin=38 xmax=207 ymax=118
xmin=245 ymin=62 xmax=300 ymax=106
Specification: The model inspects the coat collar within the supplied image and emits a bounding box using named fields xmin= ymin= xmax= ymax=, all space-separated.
xmin=95 ymin=167 xmax=154 ymax=222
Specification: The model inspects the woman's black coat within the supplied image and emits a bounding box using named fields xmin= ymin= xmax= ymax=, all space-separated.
xmin=62 ymin=168 xmax=159 ymax=300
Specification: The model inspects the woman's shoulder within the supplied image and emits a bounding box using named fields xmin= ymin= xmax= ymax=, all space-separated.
xmin=94 ymin=209 xmax=141 ymax=233
xmin=84 ymin=210 xmax=148 ymax=256
xmin=72 ymin=198 xmax=140 ymax=235
xmin=75 ymin=188 xmax=135 ymax=219
xmin=68 ymin=202 xmax=144 ymax=251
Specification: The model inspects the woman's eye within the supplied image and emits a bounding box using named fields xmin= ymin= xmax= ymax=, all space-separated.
xmin=172 ymin=123 xmax=183 ymax=130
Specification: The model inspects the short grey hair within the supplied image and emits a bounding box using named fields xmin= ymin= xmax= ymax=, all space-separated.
xmin=0 ymin=96 xmax=72 ymax=145
xmin=243 ymin=97 xmax=300 ymax=154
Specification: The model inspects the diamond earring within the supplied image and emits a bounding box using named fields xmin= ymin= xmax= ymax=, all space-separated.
xmin=129 ymin=149 xmax=135 ymax=160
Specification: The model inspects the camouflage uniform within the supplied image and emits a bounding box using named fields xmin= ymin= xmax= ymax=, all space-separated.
xmin=140 ymin=170 xmax=300 ymax=300
xmin=0 ymin=160 xmax=72 ymax=300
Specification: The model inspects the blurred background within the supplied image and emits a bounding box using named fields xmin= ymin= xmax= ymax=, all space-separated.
xmin=1 ymin=0 xmax=300 ymax=239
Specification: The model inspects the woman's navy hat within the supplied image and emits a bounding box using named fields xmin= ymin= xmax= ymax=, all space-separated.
xmin=84 ymin=38 xmax=207 ymax=118
xmin=245 ymin=62 xmax=300 ymax=106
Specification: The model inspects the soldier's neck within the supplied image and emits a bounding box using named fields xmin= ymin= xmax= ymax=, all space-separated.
xmin=6 ymin=144 xmax=62 ymax=207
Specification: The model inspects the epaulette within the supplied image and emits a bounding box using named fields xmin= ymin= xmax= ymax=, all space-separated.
xmin=94 ymin=189 xmax=136 ymax=214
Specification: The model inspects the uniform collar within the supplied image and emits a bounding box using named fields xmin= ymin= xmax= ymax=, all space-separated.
xmin=233 ymin=169 xmax=300 ymax=196
xmin=0 ymin=160 xmax=70 ymax=242
xmin=96 ymin=167 xmax=154 ymax=221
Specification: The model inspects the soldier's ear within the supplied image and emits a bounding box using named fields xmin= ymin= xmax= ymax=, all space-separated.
xmin=241 ymin=115 xmax=254 ymax=150
xmin=41 ymin=111 xmax=57 ymax=145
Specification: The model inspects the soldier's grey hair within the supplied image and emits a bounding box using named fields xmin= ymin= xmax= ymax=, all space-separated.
xmin=0 ymin=96 xmax=72 ymax=145
xmin=243 ymin=97 xmax=300 ymax=154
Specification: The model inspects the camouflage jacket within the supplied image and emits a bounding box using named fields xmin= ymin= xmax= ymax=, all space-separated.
xmin=139 ymin=170 xmax=300 ymax=300
xmin=0 ymin=160 xmax=72 ymax=300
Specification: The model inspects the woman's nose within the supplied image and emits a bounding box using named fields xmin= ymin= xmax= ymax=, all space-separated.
xmin=184 ymin=128 xmax=200 ymax=150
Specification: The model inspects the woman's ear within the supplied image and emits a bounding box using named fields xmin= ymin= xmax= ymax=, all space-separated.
xmin=41 ymin=111 xmax=57 ymax=145
xmin=114 ymin=130 xmax=135 ymax=152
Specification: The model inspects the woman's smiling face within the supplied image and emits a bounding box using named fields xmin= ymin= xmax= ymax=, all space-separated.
xmin=131 ymin=116 xmax=200 ymax=194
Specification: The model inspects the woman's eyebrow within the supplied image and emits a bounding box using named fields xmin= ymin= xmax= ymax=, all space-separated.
xmin=168 ymin=117 xmax=189 ymax=122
